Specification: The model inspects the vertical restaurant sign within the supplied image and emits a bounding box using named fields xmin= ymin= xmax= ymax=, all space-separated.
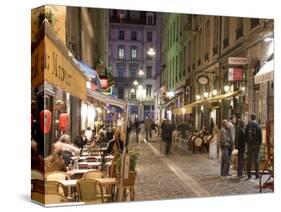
xmin=31 ymin=36 xmax=87 ymax=100
xmin=228 ymin=68 xmax=244 ymax=81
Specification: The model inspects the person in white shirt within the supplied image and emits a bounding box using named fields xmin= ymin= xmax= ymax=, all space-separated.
xmin=53 ymin=134 xmax=80 ymax=156
xmin=85 ymin=127 xmax=93 ymax=142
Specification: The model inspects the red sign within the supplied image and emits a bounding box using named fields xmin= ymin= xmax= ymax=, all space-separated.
xmin=228 ymin=68 xmax=244 ymax=81
xmin=100 ymin=79 xmax=109 ymax=89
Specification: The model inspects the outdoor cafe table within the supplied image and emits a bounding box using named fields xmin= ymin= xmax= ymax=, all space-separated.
xmin=71 ymin=155 xmax=114 ymax=161
xmin=78 ymin=161 xmax=102 ymax=168
xmin=58 ymin=178 xmax=117 ymax=202
xmin=67 ymin=168 xmax=98 ymax=176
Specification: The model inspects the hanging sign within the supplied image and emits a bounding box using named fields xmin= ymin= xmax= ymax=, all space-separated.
xmin=228 ymin=57 xmax=248 ymax=65
xmin=228 ymin=68 xmax=244 ymax=81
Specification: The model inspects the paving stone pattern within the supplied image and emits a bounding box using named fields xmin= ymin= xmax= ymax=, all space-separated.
xmin=130 ymin=136 xmax=272 ymax=201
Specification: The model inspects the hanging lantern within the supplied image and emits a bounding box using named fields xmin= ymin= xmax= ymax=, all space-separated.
xmin=39 ymin=110 xmax=52 ymax=134
xmin=59 ymin=113 xmax=69 ymax=131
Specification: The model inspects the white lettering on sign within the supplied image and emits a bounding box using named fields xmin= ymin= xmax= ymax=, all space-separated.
xmin=228 ymin=57 xmax=248 ymax=65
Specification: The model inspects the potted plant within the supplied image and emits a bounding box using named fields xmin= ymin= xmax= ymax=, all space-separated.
xmin=115 ymin=151 xmax=138 ymax=186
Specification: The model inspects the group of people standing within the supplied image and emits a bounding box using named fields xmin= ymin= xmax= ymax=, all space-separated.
xmin=127 ymin=117 xmax=158 ymax=144
xmin=219 ymin=114 xmax=262 ymax=179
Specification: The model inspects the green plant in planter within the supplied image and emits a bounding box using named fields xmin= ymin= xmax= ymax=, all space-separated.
xmin=116 ymin=151 xmax=139 ymax=173
xmin=259 ymin=144 xmax=266 ymax=161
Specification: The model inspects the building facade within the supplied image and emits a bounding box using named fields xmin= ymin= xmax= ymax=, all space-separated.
xmin=109 ymin=10 xmax=157 ymax=120
xmin=160 ymin=13 xmax=273 ymax=130
xmin=66 ymin=6 xmax=109 ymax=138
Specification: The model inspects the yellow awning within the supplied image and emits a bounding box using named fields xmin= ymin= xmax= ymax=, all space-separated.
xmin=172 ymin=91 xmax=241 ymax=115
xmin=31 ymin=20 xmax=87 ymax=100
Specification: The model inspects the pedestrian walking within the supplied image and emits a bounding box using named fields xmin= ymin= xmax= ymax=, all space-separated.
xmin=144 ymin=117 xmax=152 ymax=142
xmin=245 ymin=114 xmax=262 ymax=179
xmin=139 ymin=121 xmax=146 ymax=143
xmin=235 ymin=120 xmax=246 ymax=177
xmin=135 ymin=119 xmax=140 ymax=143
xmin=219 ymin=120 xmax=231 ymax=176
xmin=163 ymin=120 xmax=175 ymax=155
xmin=209 ymin=124 xmax=219 ymax=159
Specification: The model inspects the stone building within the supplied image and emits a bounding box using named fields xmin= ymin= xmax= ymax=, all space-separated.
xmin=108 ymin=10 xmax=157 ymax=120
xmin=160 ymin=13 xmax=273 ymax=130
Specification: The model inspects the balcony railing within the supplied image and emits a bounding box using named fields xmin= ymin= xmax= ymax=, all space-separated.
xmin=223 ymin=37 xmax=229 ymax=49
xmin=236 ymin=27 xmax=243 ymax=40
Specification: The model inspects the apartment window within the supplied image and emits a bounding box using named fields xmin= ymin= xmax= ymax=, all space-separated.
xmin=173 ymin=21 xmax=176 ymax=43
xmin=130 ymin=68 xmax=137 ymax=78
xmin=118 ymin=87 xmax=124 ymax=99
xmin=188 ymin=41 xmax=191 ymax=71
xmin=236 ymin=18 xmax=244 ymax=40
xmin=250 ymin=18 xmax=260 ymax=29
xmin=193 ymin=35 xmax=197 ymax=69
xmin=117 ymin=68 xmax=124 ymax=77
xmin=131 ymin=46 xmax=137 ymax=60
xmin=118 ymin=46 xmax=125 ymax=60
xmin=223 ymin=17 xmax=230 ymax=48
xmin=146 ymin=14 xmax=154 ymax=25
xmin=119 ymin=30 xmax=125 ymax=40
xmin=146 ymin=85 xmax=152 ymax=96
xmin=183 ymin=48 xmax=186 ymax=76
xmin=205 ymin=20 xmax=210 ymax=60
xmin=131 ymin=31 xmax=137 ymax=40
xmin=147 ymin=31 xmax=153 ymax=42
xmin=176 ymin=16 xmax=179 ymax=41
xmin=180 ymin=51 xmax=182 ymax=78
xmin=198 ymin=29 xmax=202 ymax=65
xmin=146 ymin=66 xmax=152 ymax=79
xmin=213 ymin=17 xmax=219 ymax=55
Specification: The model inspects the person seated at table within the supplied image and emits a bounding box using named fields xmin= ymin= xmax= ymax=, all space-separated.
xmin=53 ymin=134 xmax=80 ymax=166
xmin=31 ymin=137 xmax=44 ymax=172
xmin=105 ymin=128 xmax=124 ymax=154
xmin=74 ymin=130 xmax=87 ymax=149
xmin=45 ymin=150 xmax=67 ymax=173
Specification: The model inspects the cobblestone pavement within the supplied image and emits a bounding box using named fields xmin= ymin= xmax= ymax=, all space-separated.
xmin=129 ymin=136 xmax=272 ymax=201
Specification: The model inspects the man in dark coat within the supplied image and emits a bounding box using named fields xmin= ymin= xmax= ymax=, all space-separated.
xmin=235 ymin=120 xmax=246 ymax=177
xmin=162 ymin=120 xmax=175 ymax=155
xmin=245 ymin=114 xmax=262 ymax=179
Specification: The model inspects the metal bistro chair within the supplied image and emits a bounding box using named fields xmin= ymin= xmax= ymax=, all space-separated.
xmin=193 ymin=136 xmax=204 ymax=153
xmin=31 ymin=179 xmax=67 ymax=205
xmin=76 ymin=179 xmax=104 ymax=204
xmin=45 ymin=171 xmax=71 ymax=199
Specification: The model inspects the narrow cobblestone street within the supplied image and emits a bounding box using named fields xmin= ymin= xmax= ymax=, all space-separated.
xmin=130 ymin=136 xmax=271 ymax=201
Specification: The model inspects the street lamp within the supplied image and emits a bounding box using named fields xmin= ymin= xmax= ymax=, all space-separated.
xmin=138 ymin=69 xmax=144 ymax=76
xmin=196 ymin=95 xmax=201 ymax=100
xmin=133 ymin=80 xmax=138 ymax=86
xmin=131 ymin=88 xmax=135 ymax=93
xmin=203 ymin=92 xmax=209 ymax=98
xmin=212 ymin=89 xmax=218 ymax=96
xmin=147 ymin=48 xmax=156 ymax=56
xmin=166 ymin=91 xmax=175 ymax=98
xmin=224 ymin=85 xmax=230 ymax=93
